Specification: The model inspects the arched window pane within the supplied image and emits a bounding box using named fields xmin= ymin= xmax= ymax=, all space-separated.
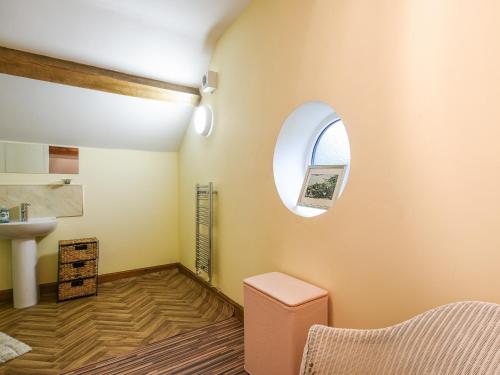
xmin=312 ymin=120 xmax=350 ymax=166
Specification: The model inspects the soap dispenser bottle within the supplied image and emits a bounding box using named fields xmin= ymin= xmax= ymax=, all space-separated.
xmin=0 ymin=207 xmax=9 ymax=223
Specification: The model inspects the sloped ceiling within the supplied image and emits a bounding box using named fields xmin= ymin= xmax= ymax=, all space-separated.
xmin=0 ymin=0 xmax=249 ymax=151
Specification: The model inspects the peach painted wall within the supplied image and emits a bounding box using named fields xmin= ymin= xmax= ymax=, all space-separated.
xmin=178 ymin=0 xmax=500 ymax=328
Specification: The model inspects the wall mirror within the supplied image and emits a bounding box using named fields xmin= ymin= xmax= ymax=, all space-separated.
xmin=49 ymin=146 xmax=79 ymax=174
xmin=0 ymin=141 xmax=79 ymax=174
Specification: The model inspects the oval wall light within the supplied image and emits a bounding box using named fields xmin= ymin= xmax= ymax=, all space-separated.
xmin=194 ymin=104 xmax=214 ymax=137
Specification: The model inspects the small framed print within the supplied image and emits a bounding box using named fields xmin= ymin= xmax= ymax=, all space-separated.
xmin=297 ymin=165 xmax=346 ymax=209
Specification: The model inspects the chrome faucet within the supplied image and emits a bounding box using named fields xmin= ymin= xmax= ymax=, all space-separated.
xmin=20 ymin=203 xmax=31 ymax=222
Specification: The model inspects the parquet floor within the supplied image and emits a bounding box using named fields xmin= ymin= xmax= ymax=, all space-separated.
xmin=65 ymin=317 xmax=246 ymax=375
xmin=0 ymin=268 xmax=234 ymax=375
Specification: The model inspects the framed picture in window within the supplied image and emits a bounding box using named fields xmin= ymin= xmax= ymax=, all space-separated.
xmin=297 ymin=165 xmax=346 ymax=209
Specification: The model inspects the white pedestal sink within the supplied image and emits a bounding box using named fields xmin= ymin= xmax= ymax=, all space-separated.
xmin=0 ymin=217 xmax=58 ymax=308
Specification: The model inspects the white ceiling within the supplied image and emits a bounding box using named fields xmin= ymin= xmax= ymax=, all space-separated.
xmin=0 ymin=74 xmax=193 ymax=151
xmin=0 ymin=0 xmax=249 ymax=151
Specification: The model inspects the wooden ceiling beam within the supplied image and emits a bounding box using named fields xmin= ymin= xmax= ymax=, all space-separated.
xmin=0 ymin=46 xmax=200 ymax=105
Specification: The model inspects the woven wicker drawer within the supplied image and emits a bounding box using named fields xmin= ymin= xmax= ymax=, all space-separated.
xmin=59 ymin=260 xmax=97 ymax=282
xmin=58 ymin=278 xmax=97 ymax=301
xmin=59 ymin=242 xmax=98 ymax=263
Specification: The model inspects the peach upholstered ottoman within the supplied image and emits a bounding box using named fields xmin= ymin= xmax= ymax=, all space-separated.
xmin=243 ymin=272 xmax=328 ymax=375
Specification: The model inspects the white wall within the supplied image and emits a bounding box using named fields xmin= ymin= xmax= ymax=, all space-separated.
xmin=0 ymin=146 xmax=179 ymax=290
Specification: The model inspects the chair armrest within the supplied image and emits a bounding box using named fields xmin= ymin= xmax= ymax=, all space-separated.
xmin=299 ymin=302 xmax=500 ymax=375
xmin=300 ymin=324 xmax=395 ymax=375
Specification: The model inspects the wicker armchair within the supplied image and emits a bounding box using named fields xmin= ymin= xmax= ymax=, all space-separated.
xmin=300 ymin=301 xmax=500 ymax=375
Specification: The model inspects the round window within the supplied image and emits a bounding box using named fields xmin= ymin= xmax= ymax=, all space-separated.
xmin=273 ymin=102 xmax=351 ymax=217
xmin=310 ymin=119 xmax=351 ymax=196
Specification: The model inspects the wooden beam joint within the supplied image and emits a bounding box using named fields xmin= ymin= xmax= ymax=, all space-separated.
xmin=0 ymin=46 xmax=200 ymax=105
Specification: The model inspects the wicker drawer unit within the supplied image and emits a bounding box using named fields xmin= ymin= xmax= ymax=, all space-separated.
xmin=59 ymin=241 xmax=98 ymax=263
xmin=59 ymin=278 xmax=97 ymax=301
xmin=58 ymin=238 xmax=99 ymax=302
xmin=59 ymin=260 xmax=97 ymax=281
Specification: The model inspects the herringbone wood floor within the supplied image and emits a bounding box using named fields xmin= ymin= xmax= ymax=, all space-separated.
xmin=0 ymin=269 xmax=234 ymax=375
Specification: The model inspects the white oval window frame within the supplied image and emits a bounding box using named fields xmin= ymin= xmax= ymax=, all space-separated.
xmin=273 ymin=101 xmax=351 ymax=218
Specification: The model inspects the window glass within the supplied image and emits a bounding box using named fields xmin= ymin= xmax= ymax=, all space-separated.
xmin=312 ymin=119 xmax=350 ymax=166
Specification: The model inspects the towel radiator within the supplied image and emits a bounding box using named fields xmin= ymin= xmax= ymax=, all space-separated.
xmin=196 ymin=183 xmax=215 ymax=284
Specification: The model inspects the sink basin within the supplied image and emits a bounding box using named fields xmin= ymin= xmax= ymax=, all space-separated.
xmin=0 ymin=217 xmax=57 ymax=239
xmin=0 ymin=217 xmax=58 ymax=308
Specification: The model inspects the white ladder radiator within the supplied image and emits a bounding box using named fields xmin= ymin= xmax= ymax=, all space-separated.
xmin=195 ymin=183 xmax=215 ymax=284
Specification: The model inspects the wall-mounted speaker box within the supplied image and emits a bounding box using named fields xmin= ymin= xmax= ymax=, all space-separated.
xmin=201 ymin=71 xmax=218 ymax=94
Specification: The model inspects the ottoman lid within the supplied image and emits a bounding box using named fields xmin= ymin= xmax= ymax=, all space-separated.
xmin=243 ymin=272 xmax=328 ymax=307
